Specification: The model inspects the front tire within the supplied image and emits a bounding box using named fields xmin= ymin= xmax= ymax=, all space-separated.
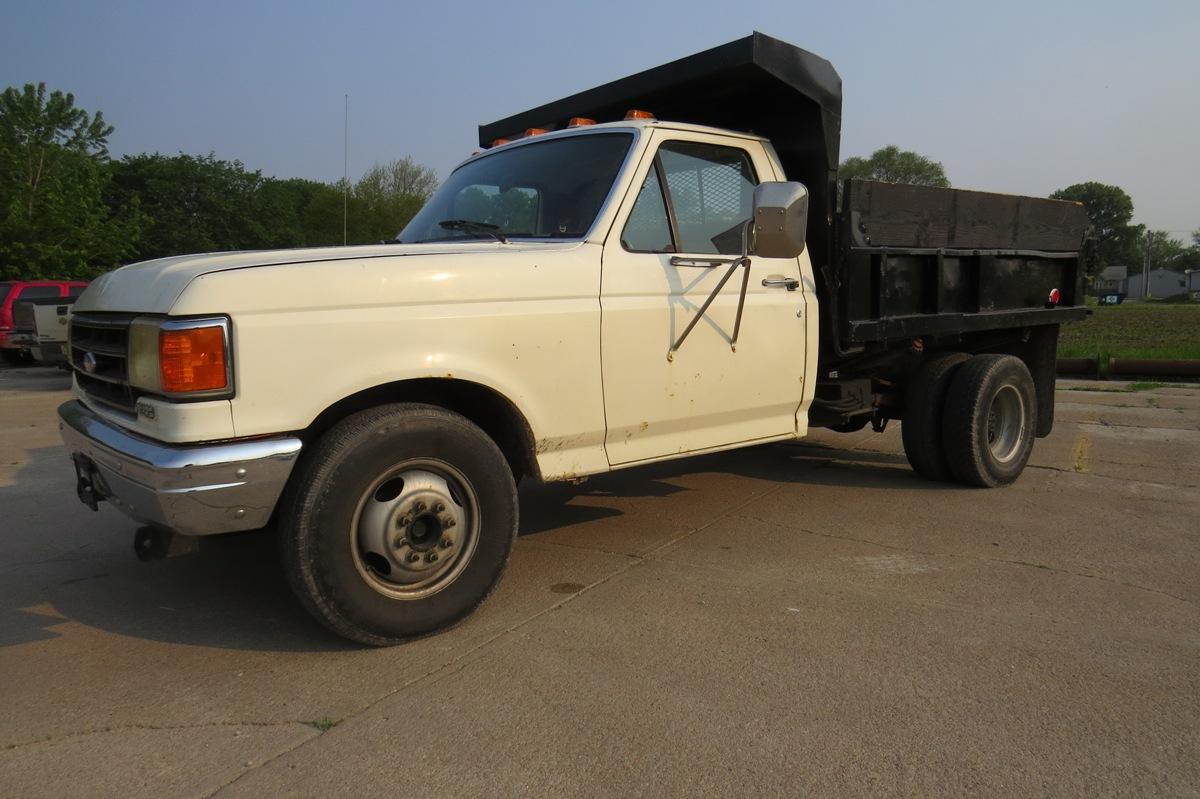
xmin=279 ymin=403 xmax=518 ymax=645
xmin=941 ymin=355 xmax=1037 ymax=487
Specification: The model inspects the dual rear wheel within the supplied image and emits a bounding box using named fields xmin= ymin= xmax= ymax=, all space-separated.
xmin=902 ymin=353 xmax=1037 ymax=487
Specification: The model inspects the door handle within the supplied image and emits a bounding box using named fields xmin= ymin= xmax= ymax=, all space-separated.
xmin=762 ymin=276 xmax=799 ymax=291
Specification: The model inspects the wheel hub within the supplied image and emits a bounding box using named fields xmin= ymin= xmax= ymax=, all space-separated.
xmin=354 ymin=465 xmax=476 ymax=597
xmin=986 ymin=384 xmax=1026 ymax=464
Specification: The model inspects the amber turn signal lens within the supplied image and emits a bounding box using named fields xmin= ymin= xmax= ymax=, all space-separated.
xmin=160 ymin=325 xmax=227 ymax=393
xmin=624 ymin=109 xmax=654 ymax=120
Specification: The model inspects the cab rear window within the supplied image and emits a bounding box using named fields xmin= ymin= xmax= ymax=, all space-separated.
xmin=0 ymin=284 xmax=11 ymax=305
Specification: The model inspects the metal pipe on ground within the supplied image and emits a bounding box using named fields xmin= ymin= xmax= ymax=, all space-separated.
xmin=1056 ymin=358 xmax=1098 ymax=376
xmin=1108 ymin=358 xmax=1200 ymax=377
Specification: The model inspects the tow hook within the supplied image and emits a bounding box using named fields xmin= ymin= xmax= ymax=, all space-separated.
xmin=134 ymin=526 xmax=200 ymax=562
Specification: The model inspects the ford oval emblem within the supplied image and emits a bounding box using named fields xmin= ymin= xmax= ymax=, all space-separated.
xmin=82 ymin=352 xmax=98 ymax=374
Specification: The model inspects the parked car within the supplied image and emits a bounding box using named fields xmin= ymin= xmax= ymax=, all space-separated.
xmin=0 ymin=280 xmax=88 ymax=364
xmin=10 ymin=295 xmax=78 ymax=366
xmin=58 ymin=34 xmax=1088 ymax=644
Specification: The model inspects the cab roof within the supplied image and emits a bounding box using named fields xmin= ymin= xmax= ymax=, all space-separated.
xmin=479 ymin=32 xmax=843 ymax=264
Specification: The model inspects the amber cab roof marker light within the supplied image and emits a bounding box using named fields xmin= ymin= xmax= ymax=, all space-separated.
xmin=624 ymin=109 xmax=655 ymax=120
xmin=567 ymin=117 xmax=596 ymax=127
xmin=523 ymin=127 xmax=548 ymax=137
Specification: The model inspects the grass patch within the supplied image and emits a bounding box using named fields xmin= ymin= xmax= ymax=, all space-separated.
xmin=1059 ymin=302 xmax=1200 ymax=361
xmin=1060 ymin=381 xmax=1194 ymax=393
xmin=308 ymin=717 xmax=339 ymax=732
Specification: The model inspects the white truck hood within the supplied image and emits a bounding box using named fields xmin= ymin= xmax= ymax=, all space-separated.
xmin=75 ymin=242 xmax=527 ymax=314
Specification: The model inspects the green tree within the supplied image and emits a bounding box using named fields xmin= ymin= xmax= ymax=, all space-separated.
xmin=1049 ymin=182 xmax=1144 ymax=271
xmin=353 ymin=157 xmax=438 ymax=242
xmin=1144 ymin=231 xmax=1200 ymax=274
xmin=107 ymin=152 xmax=277 ymax=261
xmin=838 ymin=146 xmax=950 ymax=187
xmin=255 ymin=177 xmax=345 ymax=249
xmin=0 ymin=82 xmax=140 ymax=279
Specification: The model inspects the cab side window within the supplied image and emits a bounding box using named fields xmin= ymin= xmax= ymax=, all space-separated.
xmin=620 ymin=141 xmax=758 ymax=256
xmin=621 ymin=167 xmax=673 ymax=252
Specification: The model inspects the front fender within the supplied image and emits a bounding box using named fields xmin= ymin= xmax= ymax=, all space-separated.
xmin=172 ymin=248 xmax=609 ymax=480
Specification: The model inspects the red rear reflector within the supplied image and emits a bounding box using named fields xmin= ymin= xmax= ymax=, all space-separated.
xmin=1048 ymin=288 xmax=1061 ymax=305
xmin=568 ymin=117 xmax=596 ymax=127
xmin=624 ymin=109 xmax=655 ymax=120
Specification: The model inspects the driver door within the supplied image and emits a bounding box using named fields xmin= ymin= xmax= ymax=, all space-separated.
xmin=600 ymin=131 xmax=810 ymax=465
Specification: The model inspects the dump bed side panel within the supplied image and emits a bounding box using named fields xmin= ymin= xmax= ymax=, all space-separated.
xmin=843 ymin=180 xmax=1090 ymax=251
xmin=831 ymin=180 xmax=1090 ymax=353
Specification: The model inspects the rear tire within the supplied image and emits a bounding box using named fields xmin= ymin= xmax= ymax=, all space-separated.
xmin=941 ymin=355 xmax=1037 ymax=487
xmin=279 ymin=403 xmax=518 ymax=645
xmin=902 ymin=352 xmax=970 ymax=481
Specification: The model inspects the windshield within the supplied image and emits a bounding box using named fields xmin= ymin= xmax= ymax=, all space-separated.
xmin=399 ymin=132 xmax=633 ymax=243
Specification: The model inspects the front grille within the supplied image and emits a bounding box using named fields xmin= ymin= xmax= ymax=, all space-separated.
xmin=70 ymin=313 xmax=139 ymax=412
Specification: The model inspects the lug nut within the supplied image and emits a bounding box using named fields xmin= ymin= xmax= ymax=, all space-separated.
xmin=427 ymin=553 xmax=438 ymax=563
xmin=414 ymin=501 xmax=425 ymax=512
xmin=445 ymin=518 xmax=456 ymax=528
xmin=407 ymin=552 xmax=420 ymax=563
xmin=440 ymin=538 xmax=452 ymax=549
xmin=393 ymin=537 xmax=407 ymax=549
xmin=434 ymin=502 xmax=445 ymax=513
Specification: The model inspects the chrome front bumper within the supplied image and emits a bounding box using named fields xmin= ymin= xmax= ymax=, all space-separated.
xmin=58 ymin=400 xmax=302 ymax=536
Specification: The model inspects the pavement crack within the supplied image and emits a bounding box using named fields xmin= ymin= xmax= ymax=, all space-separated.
xmin=3 ymin=719 xmax=314 ymax=752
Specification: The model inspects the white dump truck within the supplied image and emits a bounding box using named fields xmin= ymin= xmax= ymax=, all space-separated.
xmin=59 ymin=34 xmax=1089 ymax=644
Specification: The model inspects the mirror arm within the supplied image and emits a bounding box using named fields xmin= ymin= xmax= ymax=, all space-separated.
xmin=667 ymin=221 xmax=754 ymax=361
xmin=730 ymin=254 xmax=752 ymax=352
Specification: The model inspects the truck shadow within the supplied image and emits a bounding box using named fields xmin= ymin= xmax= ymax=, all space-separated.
xmin=518 ymin=437 xmax=959 ymax=537
xmin=1 ymin=436 xmax=955 ymax=652
xmin=1 ymin=445 xmax=355 ymax=652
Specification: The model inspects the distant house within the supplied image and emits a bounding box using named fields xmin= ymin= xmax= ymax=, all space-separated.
xmin=1093 ymin=265 xmax=1129 ymax=296
xmin=1188 ymin=270 xmax=1200 ymax=300
xmin=1127 ymin=268 xmax=1189 ymax=299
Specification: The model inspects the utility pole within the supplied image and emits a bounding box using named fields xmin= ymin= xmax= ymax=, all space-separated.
xmin=1142 ymin=230 xmax=1154 ymax=299
xmin=343 ymin=93 xmax=349 ymax=247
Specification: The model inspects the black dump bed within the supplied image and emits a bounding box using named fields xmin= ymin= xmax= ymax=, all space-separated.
xmin=481 ymin=32 xmax=1090 ymax=366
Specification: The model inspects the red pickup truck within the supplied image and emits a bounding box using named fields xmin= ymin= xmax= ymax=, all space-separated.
xmin=0 ymin=280 xmax=88 ymax=363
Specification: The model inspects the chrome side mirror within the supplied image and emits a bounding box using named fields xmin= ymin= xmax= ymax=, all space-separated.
xmin=752 ymin=182 xmax=809 ymax=258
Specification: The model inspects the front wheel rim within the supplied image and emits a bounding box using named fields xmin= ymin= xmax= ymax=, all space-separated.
xmin=351 ymin=459 xmax=480 ymax=600
xmin=986 ymin=384 xmax=1026 ymax=464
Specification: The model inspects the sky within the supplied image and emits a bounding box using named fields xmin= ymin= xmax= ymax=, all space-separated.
xmin=2 ymin=0 xmax=1197 ymax=238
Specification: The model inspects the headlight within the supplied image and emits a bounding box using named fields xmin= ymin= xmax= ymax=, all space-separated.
xmin=128 ymin=316 xmax=234 ymax=400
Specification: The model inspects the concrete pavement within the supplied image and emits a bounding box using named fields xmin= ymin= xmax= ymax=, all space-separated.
xmin=1 ymin=366 xmax=1197 ymax=797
